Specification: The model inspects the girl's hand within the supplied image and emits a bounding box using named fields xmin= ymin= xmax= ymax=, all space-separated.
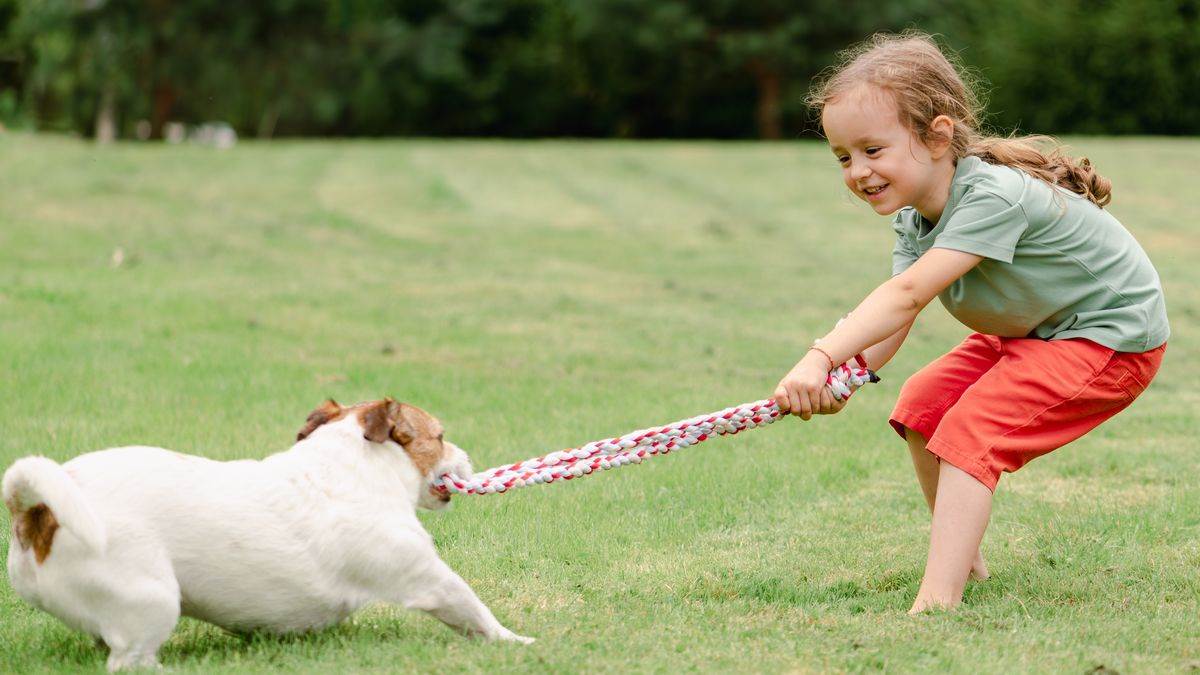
xmin=773 ymin=351 xmax=846 ymax=421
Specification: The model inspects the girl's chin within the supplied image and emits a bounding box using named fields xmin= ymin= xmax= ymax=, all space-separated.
xmin=857 ymin=190 xmax=900 ymax=215
xmin=855 ymin=190 xmax=904 ymax=215
xmin=867 ymin=200 xmax=901 ymax=215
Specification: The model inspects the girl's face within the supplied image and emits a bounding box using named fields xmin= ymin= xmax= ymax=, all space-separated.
xmin=822 ymin=86 xmax=953 ymax=222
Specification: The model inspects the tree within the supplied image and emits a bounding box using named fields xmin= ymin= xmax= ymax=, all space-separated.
xmin=3 ymin=0 xmax=1197 ymax=138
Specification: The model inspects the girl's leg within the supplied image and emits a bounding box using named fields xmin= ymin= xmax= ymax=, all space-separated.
xmin=905 ymin=427 xmax=939 ymax=509
xmin=909 ymin=461 xmax=993 ymax=613
xmin=905 ymin=428 xmax=988 ymax=581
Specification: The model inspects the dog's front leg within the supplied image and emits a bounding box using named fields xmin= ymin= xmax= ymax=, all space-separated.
xmin=392 ymin=556 xmax=534 ymax=644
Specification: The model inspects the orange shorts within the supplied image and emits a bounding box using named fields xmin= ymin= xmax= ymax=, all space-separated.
xmin=889 ymin=334 xmax=1165 ymax=491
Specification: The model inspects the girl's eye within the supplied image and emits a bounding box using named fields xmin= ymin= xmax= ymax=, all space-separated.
xmin=865 ymin=147 xmax=882 ymax=156
xmin=837 ymin=156 xmax=850 ymax=165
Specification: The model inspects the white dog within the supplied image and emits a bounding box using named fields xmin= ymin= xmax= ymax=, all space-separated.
xmin=4 ymin=398 xmax=532 ymax=671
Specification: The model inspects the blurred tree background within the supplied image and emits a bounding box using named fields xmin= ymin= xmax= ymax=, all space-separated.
xmin=0 ymin=0 xmax=1196 ymax=139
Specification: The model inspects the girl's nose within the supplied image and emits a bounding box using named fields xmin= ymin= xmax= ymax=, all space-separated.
xmin=850 ymin=163 xmax=872 ymax=180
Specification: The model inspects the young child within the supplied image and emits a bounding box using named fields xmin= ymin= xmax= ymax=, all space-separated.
xmin=772 ymin=33 xmax=1169 ymax=613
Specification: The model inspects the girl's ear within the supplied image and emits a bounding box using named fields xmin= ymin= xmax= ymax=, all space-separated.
xmin=927 ymin=115 xmax=955 ymax=159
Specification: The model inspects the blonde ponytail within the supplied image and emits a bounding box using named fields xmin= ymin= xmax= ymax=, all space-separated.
xmin=966 ymin=135 xmax=1112 ymax=208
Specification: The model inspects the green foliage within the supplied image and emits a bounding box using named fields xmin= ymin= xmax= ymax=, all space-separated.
xmin=0 ymin=0 xmax=1196 ymax=137
xmin=933 ymin=0 xmax=1200 ymax=135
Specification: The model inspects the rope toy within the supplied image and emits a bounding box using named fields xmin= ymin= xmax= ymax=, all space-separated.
xmin=432 ymin=357 xmax=879 ymax=496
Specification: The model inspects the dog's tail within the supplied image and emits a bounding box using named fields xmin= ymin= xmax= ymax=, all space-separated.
xmin=3 ymin=456 xmax=107 ymax=554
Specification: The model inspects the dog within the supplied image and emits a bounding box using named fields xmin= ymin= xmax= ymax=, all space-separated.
xmin=4 ymin=398 xmax=533 ymax=671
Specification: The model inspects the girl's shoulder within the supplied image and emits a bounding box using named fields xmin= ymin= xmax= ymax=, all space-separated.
xmin=954 ymin=156 xmax=1028 ymax=205
xmin=957 ymin=155 xmax=1107 ymax=224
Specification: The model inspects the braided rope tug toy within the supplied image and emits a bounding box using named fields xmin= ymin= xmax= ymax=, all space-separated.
xmin=432 ymin=356 xmax=879 ymax=496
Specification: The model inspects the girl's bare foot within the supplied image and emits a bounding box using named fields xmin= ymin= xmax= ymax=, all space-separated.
xmin=907 ymin=555 xmax=989 ymax=615
xmin=970 ymin=550 xmax=990 ymax=581
xmin=907 ymin=593 xmax=958 ymax=614
xmin=908 ymin=551 xmax=988 ymax=614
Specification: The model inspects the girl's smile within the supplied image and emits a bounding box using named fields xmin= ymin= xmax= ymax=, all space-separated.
xmin=863 ymin=183 xmax=890 ymax=201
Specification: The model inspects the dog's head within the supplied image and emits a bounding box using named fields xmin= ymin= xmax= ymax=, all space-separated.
xmin=297 ymin=398 xmax=473 ymax=510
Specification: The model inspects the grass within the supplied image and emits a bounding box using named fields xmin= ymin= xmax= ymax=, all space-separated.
xmin=1 ymin=133 xmax=1197 ymax=673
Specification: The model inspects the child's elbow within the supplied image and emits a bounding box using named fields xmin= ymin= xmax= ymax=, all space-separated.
xmin=889 ymin=277 xmax=928 ymax=313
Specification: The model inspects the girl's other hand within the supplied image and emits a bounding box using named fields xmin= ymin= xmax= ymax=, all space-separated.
xmin=773 ymin=351 xmax=846 ymax=421
xmin=815 ymin=386 xmax=849 ymax=416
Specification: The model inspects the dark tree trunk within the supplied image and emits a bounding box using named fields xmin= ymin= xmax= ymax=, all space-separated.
xmin=257 ymin=103 xmax=279 ymax=139
xmin=150 ymin=83 xmax=175 ymax=140
xmin=749 ymin=59 xmax=782 ymax=140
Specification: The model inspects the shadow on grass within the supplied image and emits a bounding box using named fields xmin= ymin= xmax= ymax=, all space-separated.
xmin=158 ymin=613 xmax=453 ymax=667
xmin=1 ymin=612 xmax=455 ymax=672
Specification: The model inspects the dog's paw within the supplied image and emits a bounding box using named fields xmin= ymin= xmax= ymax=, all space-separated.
xmin=495 ymin=628 xmax=535 ymax=645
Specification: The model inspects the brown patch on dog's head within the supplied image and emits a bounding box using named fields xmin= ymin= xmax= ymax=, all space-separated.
xmin=296 ymin=398 xmax=452 ymax=479
xmin=297 ymin=399 xmax=347 ymax=441
xmin=12 ymin=503 xmax=59 ymax=564
xmin=355 ymin=398 xmax=446 ymax=476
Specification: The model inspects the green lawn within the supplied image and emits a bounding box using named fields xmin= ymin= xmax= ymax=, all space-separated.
xmin=1 ymin=134 xmax=1197 ymax=673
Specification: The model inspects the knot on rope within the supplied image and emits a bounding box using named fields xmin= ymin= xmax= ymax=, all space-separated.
xmin=432 ymin=358 xmax=878 ymax=496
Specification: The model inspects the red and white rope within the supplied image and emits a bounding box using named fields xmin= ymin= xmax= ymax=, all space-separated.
xmin=433 ymin=357 xmax=878 ymax=496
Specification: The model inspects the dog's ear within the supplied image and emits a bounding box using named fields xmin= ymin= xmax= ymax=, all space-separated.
xmin=297 ymin=399 xmax=342 ymax=441
xmin=360 ymin=398 xmax=400 ymax=444
xmin=392 ymin=402 xmax=444 ymax=476
xmin=391 ymin=402 xmax=421 ymax=447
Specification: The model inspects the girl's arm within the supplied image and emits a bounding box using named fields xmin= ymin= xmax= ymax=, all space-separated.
xmin=861 ymin=320 xmax=913 ymax=371
xmin=775 ymin=248 xmax=983 ymax=419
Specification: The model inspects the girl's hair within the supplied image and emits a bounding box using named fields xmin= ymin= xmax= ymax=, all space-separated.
xmin=807 ymin=32 xmax=1112 ymax=208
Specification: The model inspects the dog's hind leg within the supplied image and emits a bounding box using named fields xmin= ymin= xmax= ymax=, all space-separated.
xmin=97 ymin=573 xmax=181 ymax=672
xmin=101 ymin=597 xmax=178 ymax=670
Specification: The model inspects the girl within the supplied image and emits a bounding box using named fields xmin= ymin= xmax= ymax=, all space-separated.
xmin=772 ymin=33 xmax=1169 ymax=613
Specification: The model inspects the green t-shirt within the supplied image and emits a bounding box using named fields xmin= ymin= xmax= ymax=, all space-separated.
xmin=891 ymin=155 xmax=1169 ymax=352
